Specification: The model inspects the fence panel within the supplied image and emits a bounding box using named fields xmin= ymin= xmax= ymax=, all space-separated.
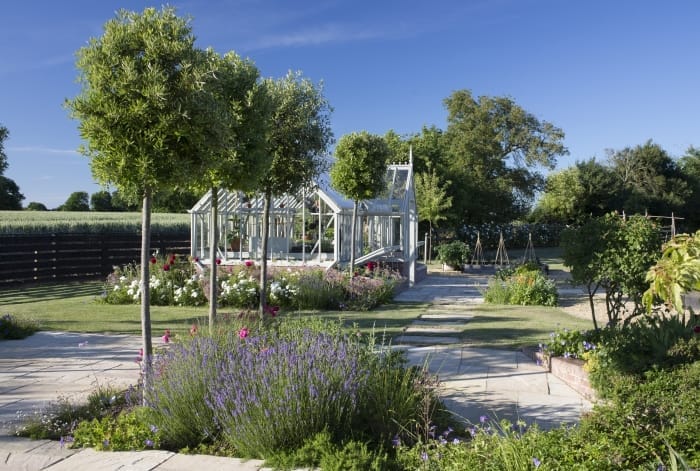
xmin=0 ymin=232 xmax=190 ymax=286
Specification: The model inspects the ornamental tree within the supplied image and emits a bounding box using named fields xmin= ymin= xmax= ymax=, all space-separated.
xmin=66 ymin=7 xmax=218 ymax=386
xmin=256 ymin=71 xmax=332 ymax=318
xmin=330 ymin=132 xmax=391 ymax=271
xmin=190 ymin=50 xmax=272 ymax=330
xmin=415 ymin=167 xmax=452 ymax=261
xmin=562 ymin=213 xmax=662 ymax=328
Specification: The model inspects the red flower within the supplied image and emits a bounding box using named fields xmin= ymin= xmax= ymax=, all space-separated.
xmin=238 ymin=327 xmax=249 ymax=339
xmin=194 ymin=256 xmax=199 ymax=263
xmin=189 ymin=324 xmax=198 ymax=335
xmin=265 ymin=305 xmax=280 ymax=317
xmin=693 ymin=325 xmax=700 ymax=334
xmin=245 ymin=260 xmax=254 ymax=267
xmin=367 ymin=261 xmax=376 ymax=271
xmin=215 ymin=258 xmax=222 ymax=265
xmin=163 ymin=264 xmax=170 ymax=271
xmin=150 ymin=257 xmax=157 ymax=264
xmin=161 ymin=333 xmax=170 ymax=344
xmin=169 ymin=254 xmax=176 ymax=264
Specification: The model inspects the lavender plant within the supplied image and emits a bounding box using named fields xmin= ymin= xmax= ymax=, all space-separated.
xmin=207 ymin=329 xmax=369 ymax=457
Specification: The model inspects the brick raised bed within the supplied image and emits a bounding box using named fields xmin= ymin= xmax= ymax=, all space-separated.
xmin=523 ymin=348 xmax=597 ymax=401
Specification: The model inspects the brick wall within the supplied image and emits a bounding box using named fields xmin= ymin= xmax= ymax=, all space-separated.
xmin=550 ymin=357 xmax=597 ymax=401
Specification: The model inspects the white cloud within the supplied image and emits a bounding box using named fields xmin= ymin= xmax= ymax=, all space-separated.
xmin=9 ymin=146 xmax=79 ymax=155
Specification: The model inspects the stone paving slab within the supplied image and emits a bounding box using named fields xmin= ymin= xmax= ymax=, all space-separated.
xmin=395 ymin=335 xmax=461 ymax=345
xmin=405 ymin=324 xmax=465 ymax=334
xmin=421 ymin=313 xmax=474 ymax=321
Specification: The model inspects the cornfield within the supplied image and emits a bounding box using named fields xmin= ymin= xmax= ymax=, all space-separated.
xmin=0 ymin=211 xmax=190 ymax=234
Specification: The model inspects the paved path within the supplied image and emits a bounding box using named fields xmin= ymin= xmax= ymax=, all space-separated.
xmin=0 ymin=271 xmax=592 ymax=470
xmin=394 ymin=271 xmax=592 ymax=428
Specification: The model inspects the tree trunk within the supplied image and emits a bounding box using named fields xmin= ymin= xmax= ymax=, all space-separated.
xmin=586 ymin=283 xmax=599 ymax=331
xmin=259 ymin=191 xmax=271 ymax=319
xmin=140 ymin=188 xmax=153 ymax=398
xmin=208 ymin=186 xmax=218 ymax=334
xmin=349 ymin=200 xmax=358 ymax=272
xmin=428 ymin=221 xmax=433 ymax=263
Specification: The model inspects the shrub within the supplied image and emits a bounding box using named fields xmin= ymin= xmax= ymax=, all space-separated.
xmin=484 ymin=265 xmax=558 ymax=307
xmin=436 ymin=241 xmax=470 ymax=270
xmin=207 ymin=329 xmax=368 ymax=457
xmin=72 ymin=407 xmax=161 ymax=451
xmin=0 ymin=313 xmax=38 ymax=340
xmin=145 ymin=316 xmax=447 ymax=461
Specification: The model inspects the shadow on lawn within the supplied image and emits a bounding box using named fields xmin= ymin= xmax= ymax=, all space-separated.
xmin=0 ymin=281 xmax=104 ymax=304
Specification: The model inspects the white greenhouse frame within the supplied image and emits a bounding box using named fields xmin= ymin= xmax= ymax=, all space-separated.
xmin=189 ymin=161 xmax=422 ymax=285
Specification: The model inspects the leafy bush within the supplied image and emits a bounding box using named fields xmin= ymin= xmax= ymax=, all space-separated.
xmin=0 ymin=313 xmax=38 ymax=340
xmin=72 ymin=407 xmax=161 ymax=451
xmin=436 ymin=241 xmax=471 ymax=270
xmin=484 ymin=265 xmax=558 ymax=306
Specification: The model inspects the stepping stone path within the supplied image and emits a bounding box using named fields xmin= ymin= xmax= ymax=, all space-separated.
xmin=394 ymin=273 xmax=489 ymax=346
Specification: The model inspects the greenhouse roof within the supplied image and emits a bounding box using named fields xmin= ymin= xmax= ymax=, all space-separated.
xmin=189 ymin=162 xmax=413 ymax=215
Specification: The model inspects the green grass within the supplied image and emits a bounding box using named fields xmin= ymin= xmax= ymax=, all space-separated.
xmin=0 ymin=210 xmax=189 ymax=233
xmin=0 ymin=281 xmax=207 ymax=336
xmin=0 ymin=277 xmax=592 ymax=350
xmin=456 ymin=303 xmax=592 ymax=349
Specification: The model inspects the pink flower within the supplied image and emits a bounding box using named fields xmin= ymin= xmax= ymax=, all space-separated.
xmin=162 ymin=329 xmax=171 ymax=343
xmin=245 ymin=260 xmax=253 ymax=267
xmin=238 ymin=327 xmax=249 ymax=339
xmin=215 ymin=258 xmax=222 ymax=265
xmin=163 ymin=264 xmax=170 ymax=271
xmin=194 ymin=256 xmax=199 ymax=263
xmin=189 ymin=324 xmax=198 ymax=335
xmin=136 ymin=348 xmax=144 ymax=363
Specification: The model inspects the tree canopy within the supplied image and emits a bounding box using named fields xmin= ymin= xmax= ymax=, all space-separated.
xmin=257 ymin=71 xmax=333 ymax=316
xmin=0 ymin=124 xmax=24 ymax=210
xmin=331 ymin=131 xmax=391 ymax=269
xmin=60 ymin=191 xmax=90 ymax=211
xmin=65 ymin=6 xmax=222 ymax=385
xmin=443 ymin=90 xmax=568 ymax=224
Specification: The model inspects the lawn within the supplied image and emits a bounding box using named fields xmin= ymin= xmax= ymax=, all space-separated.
xmin=0 ymin=267 xmax=593 ymax=350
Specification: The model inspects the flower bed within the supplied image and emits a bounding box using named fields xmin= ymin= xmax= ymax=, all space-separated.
xmin=102 ymin=256 xmax=404 ymax=311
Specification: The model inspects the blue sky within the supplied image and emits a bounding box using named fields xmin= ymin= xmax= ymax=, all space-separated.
xmin=2 ymin=0 xmax=699 ymax=208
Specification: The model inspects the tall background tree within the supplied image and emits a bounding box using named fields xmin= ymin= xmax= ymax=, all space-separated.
xmin=443 ymin=90 xmax=568 ymax=225
xmin=330 ymin=131 xmax=391 ymax=271
xmin=257 ymin=71 xmax=332 ymax=317
xmin=59 ymin=191 xmax=90 ymax=211
xmin=0 ymin=124 xmax=25 ymax=210
xmin=66 ymin=7 xmax=218 ymax=387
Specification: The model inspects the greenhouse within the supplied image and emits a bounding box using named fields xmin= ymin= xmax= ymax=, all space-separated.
xmin=189 ymin=161 xmax=423 ymax=284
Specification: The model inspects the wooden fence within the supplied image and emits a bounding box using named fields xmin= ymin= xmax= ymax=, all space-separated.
xmin=0 ymin=232 xmax=190 ymax=286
